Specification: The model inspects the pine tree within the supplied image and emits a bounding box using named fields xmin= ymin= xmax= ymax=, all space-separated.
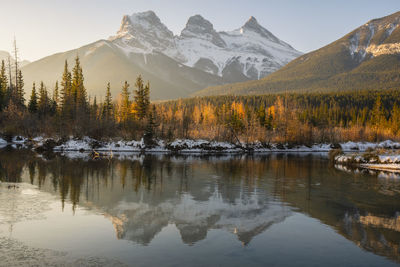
xmin=16 ymin=69 xmax=24 ymax=106
xmin=371 ymin=95 xmax=386 ymax=129
xmin=38 ymin=81 xmax=49 ymax=116
xmin=60 ymin=60 xmax=72 ymax=116
xmin=0 ymin=60 xmax=7 ymax=110
xmin=71 ymin=55 xmax=87 ymax=112
xmin=92 ymin=96 xmax=98 ymax=120
xmin=390 ymin=104 xmax=400 ymax=135
xmin=28 ymin=82 xmax=38 ymax=113
xmin=103 ymin=82 xmax=113 ymax=119
xmin=53 ymin=81 xmax=59 ymax=108
xmin=143 ymin=105 xmax=157 ymax=146
xmin=120 ymin=81 xmax=130 ymax=122
xmin=134 ymin=75 xmax=150 ymax=120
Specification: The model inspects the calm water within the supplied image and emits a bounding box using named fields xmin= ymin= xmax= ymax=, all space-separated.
xmin=0 ymin=149 xmax=399 ymax=266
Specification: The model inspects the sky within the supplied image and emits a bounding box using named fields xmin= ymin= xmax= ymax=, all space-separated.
xmin=1 ymin=0 xmax=399 ymax=61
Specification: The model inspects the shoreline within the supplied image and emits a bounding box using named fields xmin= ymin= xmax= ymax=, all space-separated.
xmin=1 ymin=136 xmax=400 ymax=154
xmin=334 ymin=151 xmax=400 ymax=174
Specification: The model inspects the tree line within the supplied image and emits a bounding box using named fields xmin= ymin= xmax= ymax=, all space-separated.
xmin=154 ymin=90 xmax=400 ymax=144
xmin=0 ymin=52 xmax=153 ymax=141
xmin=0 ymin=46 xmax=399 ymax=144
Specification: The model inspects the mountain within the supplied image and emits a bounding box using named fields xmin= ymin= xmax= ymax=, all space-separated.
xmin=195 ymin=11 xmax=400 ymax=96
xmin=21 ymin=11 xmax=301 ymax=100
xmin=0 ymin=50 xmax=30 ymax=67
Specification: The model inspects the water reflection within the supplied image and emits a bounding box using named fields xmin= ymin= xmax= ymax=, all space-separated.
xmin=0 ymin=150 xmax=400 ymax=264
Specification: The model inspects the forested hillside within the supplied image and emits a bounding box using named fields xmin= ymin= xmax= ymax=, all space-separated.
xmin=195 ymin=11 xmax=400 ymax=96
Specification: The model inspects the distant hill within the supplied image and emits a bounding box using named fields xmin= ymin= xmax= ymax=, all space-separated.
xmin=21 ymin=11 xmax=301 ymax=100
xmin=0 ymin=50 xmax=30 ymax=67
xmin=194 ymin=11 xmax=400 ymax=97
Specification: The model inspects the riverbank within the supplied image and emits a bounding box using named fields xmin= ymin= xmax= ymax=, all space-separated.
xmin=1 ymin=136 xmax=400 ymax=154
xmin=334 ymin=150 xmax=400 ymax=173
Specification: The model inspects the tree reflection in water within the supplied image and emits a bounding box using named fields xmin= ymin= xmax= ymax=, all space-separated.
xmin=0 ymin=149 xmax=400 ymax=262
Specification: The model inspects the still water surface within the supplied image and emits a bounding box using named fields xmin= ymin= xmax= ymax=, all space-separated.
xmin=0 ymin=150 xmax=399 ymax=266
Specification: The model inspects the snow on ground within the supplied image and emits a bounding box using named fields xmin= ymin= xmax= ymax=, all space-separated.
xmin=334 ymin=147 xmax=400 ymax=175
xmin=336 ymin=153 xmax=400 ymax=165
xmin=54 ymin=137 xmax=93 ymax=151
xmin=2 ymin=136 xmax=400 ymax=154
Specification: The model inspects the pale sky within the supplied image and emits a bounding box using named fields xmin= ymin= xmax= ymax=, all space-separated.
xmin=1 ymin=0 xmax=399 ymax=61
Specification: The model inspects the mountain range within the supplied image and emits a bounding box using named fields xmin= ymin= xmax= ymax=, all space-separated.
xmin=21 ymin=11 xmax=301 ymax=100
xmin=196 ymin=11 xmax=400 ymax=96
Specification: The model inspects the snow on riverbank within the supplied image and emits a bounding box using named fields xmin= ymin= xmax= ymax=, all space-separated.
xmin=334 ymin=150 xmax=400 ymax=174
xmin=335 ymin=154 xmax=400 ymax=164
xmin=47 ymin=138 xmax=400 ymax=153
xmin=1 ymin=136 xmax=400 ymax=153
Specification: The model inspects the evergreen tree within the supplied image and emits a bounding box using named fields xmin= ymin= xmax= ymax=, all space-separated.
xmin=120 ymin=81 xmax=130 ymax=122
xmin=390 ymin=104 xmax=400 ymax=135
xmin=92 ymin=96 xmax=98 ymax=120
xmin=53 ymin=81 xmax=59 ymax=108
xmin=71 ymin=55 xmax=87 ymax=112
xmin=134 ymin=75 xmax=150 ymax=120
xmin=38 ymin=81 xmax=49 ymax=116
xmin=0 ymin=60 xmax=7 ymax=110
xmin=60 ymin=60 xmax=72 ymax=116
xmin=370 ymin=95 xmax=386 ymax=129
xmin=28 ymin=82 xmax=38 ymax=113
xmin=103 ymin=82 xmax=113 ymax=119
xmin=16 ymin=69 xmax=24 ymax=106
xmin=143 ymin=105 xmax=157 ymax=146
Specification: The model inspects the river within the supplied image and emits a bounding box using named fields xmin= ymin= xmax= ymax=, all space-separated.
xmin=0 ymin=149 xmax=399 ymax=266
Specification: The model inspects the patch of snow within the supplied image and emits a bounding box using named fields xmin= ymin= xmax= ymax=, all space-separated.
xmin=386 ymin=21 xmax=399 ymax=36
xmin=54 ymin=137 xmax=93 ymax=151
xmin=366 ymin=43 xmax=400 ymax=57
xmin=349 ymin=32 xmax=360 ymax=58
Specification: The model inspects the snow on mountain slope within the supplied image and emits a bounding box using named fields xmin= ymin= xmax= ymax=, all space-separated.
xmin=108 ymin=11 xmax=302 ymax=82
xmin=347 ymin=13 xmax=400 ymax=61
xmin=110 ymin=11 xmax=177 ymax=55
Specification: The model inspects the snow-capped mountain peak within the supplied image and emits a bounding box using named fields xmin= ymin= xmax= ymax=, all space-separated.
xmin=181 ymin=15 xmax=226 ymax=48
xmin=239 ymin=16 xmax=293 ymax=49
xmin=109 ymin=10 xmax=302 ymax=81
xmin=242 ymin=16 xmax=260 ymax=30
xmin=110 ymin=11 xmax=175 ymax=54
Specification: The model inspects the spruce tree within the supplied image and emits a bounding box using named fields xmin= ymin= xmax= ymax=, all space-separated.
xmin=371 ymin=96 xmax=386 ymax=129
xmin=28 ymin=82 xmax=38 ymax=113
xmin=120 ymin=81 xmax=130 ymax=122
xmin=390 ymin=104 xmax=400 ymax=135
xmin=16 ymin=70 xmax=24 ymax=106
xmin=0 ymin=60 xmax=7 ymax=110
xmin=134 ymin=75 xmax=150 ymax=120
xmin=92 ymin=96 xmax=98 ymax=120
xmin=53 ymin=81 xmax=59 ymax=107
xmin=60 ymin=60 xmax=72 ymax=116
xmin=103 ymin=82 xmax=113 ymax=119
xmin=71 ymin=55 xmax=87 ymax=112
xmin=38 ymin=81 xmax=49 ymax=116
xmin=144 ymin=105 xmax=158 ymax=146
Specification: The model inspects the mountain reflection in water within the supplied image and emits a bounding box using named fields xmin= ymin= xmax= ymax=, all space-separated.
xmin=0 ymin=149 xmax=399 ymax=265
